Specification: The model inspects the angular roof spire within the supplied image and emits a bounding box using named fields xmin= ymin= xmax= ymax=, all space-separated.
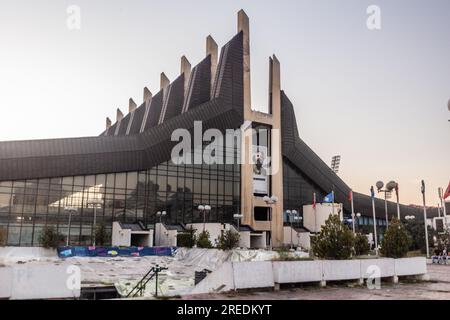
xmin=116 ymin=108 xmax=124 ymax=122
xmin=106 ymin=117 xmax=112 ymax=129
xmin=143 ymin=87 xmax=152 ymax=103
xmin=206 ymin=35 xmax=218 ymax=97
xmin=160 ymin=72 xmax=170 ymax=91
xmin=129 ymin=98 xmax=137 ymax=113
xmin=238 ymin=9 xmax=251 ymax=113
xmin=180 ymin=56 xmax=192 ymax=98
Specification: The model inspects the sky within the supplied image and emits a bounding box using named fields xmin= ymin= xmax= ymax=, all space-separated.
xmin=0 ymin=0 xmax=449 ymax=206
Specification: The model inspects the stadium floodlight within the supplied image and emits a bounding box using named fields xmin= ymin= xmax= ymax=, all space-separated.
xmin=331 ymin=155 xmax=341 ymax=174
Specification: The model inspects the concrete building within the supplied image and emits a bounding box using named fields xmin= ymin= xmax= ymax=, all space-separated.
xmin=0 ymin=10 xmax=440 ymax=248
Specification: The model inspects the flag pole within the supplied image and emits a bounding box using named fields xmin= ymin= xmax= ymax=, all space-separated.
xmin=313 ymin=192 xmax=317 ymax=233
xmin=351 ymin=190 xmax=355 ymax=233
xmin=439 ymin=187 xmax=447 ymax=217
xmin=422 ymin=180 xmax=430 ymax=258
xmin=371 ymin=186 xmax=379 ymax=255
xmin=331 ymin=190 xmax=335 ymax=216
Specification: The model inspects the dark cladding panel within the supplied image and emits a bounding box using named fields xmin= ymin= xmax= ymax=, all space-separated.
xmin=117 ymin=113 xmax=131 ymax=135
xmin=213 ymin=32 xmax=244 ymax=113
xmin=185 ymin=56 xmax=211 ymax=112
xmin=144 ymin=91 xmax=163 ymax=130
xmin=160 ymin=75 xmax=185 ymax=123
xmin=127 ymin=102 xmax=147 ymax=135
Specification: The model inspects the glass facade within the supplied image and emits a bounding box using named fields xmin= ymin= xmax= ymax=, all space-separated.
xmin=0 ymin=160 xmax=240 ymax=246
xmin=283 ymin=159 xmax=324 ymax=223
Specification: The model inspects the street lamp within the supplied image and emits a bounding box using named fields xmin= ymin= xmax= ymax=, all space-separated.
xmin=64 ymin=206 xmax=78 ymax=247
xmin=87 ymin=199 xmax=103 ymax=247
xmin=198 ymin=205 xmax=211 ymax=232
xmin=356 ymin=212 xmax=361 ymax=233
xmin=156 ymin=211 xmax=167 ymax=246
xmin=263 ymin=195 xmax=278 ymax=251
xmin=286 ymin=210 xmax=298 ymax=250
xmin=376 ymin=180 xmax=399 ymax=226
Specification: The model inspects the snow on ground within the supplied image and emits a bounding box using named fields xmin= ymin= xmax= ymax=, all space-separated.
xmin=0 ymin=247 xmax=309 ymax=297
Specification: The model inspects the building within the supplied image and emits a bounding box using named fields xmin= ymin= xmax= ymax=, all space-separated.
xmin=0 ymin=10 xmax=439 ymax=247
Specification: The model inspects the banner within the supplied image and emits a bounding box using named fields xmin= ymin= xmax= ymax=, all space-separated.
xmin=57 ymin=246 xmax=177 ymax=258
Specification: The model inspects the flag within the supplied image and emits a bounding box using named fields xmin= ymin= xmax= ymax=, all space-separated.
xmin=348 ymin=190 xmax=353 ymax=201
xmin=370 ymin=186 xmax=375 ymax=200
xmin=313 ymin=193 xmax=317 ymax=209
xmin=445 ymin=181 xmax=450 ymax=200
xmin=421 ymin=180 xmax=425 ymax=195
xmin=323 ymin=192 xmax=334 ymax=203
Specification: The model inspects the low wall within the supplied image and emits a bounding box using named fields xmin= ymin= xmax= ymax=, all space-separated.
xmin=191 ymin=257 xmax=427 ymax=294
xmin=0 ymin=264 xmax=80 ymax=300
xmin=0 ymin=247 xmax=56 ymax=264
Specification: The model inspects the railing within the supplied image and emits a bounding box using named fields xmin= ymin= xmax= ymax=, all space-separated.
xmin=125 ymin=264 xmax=168 ymax=298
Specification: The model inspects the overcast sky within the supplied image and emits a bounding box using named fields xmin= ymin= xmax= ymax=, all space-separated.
xmin=0 ymin=0 xmax=449 ymax=206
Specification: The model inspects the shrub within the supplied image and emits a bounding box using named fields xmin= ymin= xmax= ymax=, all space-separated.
xmin=404 ymin=219 xmax=435 ymax=254
xmin=196 ymin=230 xmax=213 ymax=249
xmin=95 ymin=222 xmax=110 ymax=246
xmin=380 ymin=218 xmax=411 ymax=258
xmin=311 ymin=214 xmax=354 ymax=260
xmin=0 ymin=227 xmax=6 ymax=246
xmin=39 ymin=226 xmax=63 ymax=249
xmin=216 ymin=230 xmax=240 ymax=251
xmin=354 ymin=233 xmax=370 ymax=256
xmin=177 ymin=226 xmax=197 ymax=248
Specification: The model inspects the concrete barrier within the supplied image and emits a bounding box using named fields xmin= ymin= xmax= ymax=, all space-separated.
xmin=190 ymin=262 xmax=234 ymax=294
xmin=360 ymin=258 xmax=395 ymax=278
xmin=233 ymin=261 xmax=274 ymax=289
xmin=10 ymin=265 xmax=80 ymax=300
xmin=0 ymin=267 xmax=12 ymax=299
xmin=322 ymin=260 xmax=361 ymax=281
xmin=395 ymin=257 xmax=427 ymax=276
xmin=191 ymin=256 xmax=428 ymax=294
xmin=273 ymin=261 xmax=322 ymax=284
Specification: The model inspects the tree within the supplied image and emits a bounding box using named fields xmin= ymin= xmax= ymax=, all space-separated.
xmin=380 ymin=218 xmax=411 ymax=258
xmin=0 ymin=227 xmax=6 ymax=246
xmin=404 ymin=219 xmax=435 ymax=254
xmin=311 ymin=214 xmax=354 ymax=260
xmin=95 ymin=222 xmax=110 ymax=246
xmin=196 ymin=230 xmax=213 ymax=249
xmin=177 ymin=226 xmax=197 ymax=248
xmin=354 ymin=233 xmax=370 ymax=256
xmin=216 ymin=229 xmax=240 ymax=251
xmin=39 ymin=226 xmax=63 ymax=249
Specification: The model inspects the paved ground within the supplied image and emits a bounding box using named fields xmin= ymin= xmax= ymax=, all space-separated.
xmin=181 ymin=264 xmax=450 ymax=300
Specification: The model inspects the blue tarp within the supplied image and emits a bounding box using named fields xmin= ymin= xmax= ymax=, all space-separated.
xmin=57 ymin=246 xmax=177 ymax=258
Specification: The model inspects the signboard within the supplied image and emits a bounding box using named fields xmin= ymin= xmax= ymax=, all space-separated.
xmin=252 ymin=145 xmax=268 ymax=195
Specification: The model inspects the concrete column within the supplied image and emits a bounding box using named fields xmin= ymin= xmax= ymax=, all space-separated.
xmin=206 ymin=35 xmax=218 ymax=96
xmin=238 ymin=10 xmax=254 ymax=229
xmin=160 ymin=72 xmax=170 ymax=92
xmin=116 ymin=108 xmax=124 ymax=122
xmin=238 ymin=9 xmax=251 ymax=116
xmin=129 ymin=98 xmax=137 ymax=113
xmin=143 ymin=87 xmax=152 ymax=104
xmin=180 ymin=55 xmax=192 ymax=98
xmin=106 ymin=117 xmax=112 ymax=129
xmin=269 ymin=55 xmax=284 ymax=247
